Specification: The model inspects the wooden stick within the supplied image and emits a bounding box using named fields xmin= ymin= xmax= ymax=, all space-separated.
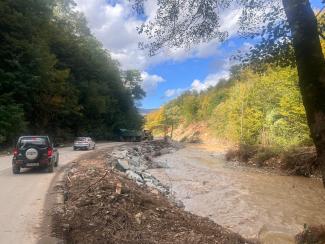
xmin=70 ymin=170 xmax=110 ymax=202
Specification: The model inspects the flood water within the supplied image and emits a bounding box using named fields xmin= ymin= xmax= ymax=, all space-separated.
xmin=149 ymin=146 xmax=325 ymax=243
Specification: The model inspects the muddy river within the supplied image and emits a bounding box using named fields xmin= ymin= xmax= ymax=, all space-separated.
xmin=149 ymin=145 xmax=325 ymax=243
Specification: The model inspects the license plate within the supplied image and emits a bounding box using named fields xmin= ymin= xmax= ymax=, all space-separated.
xmin=26 ymin=163 xmax=39 ymax=167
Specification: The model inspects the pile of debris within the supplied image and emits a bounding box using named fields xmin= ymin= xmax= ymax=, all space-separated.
xmin=51 ymin=146 xmax=255 ymax=244
xmin=107 ymin=140 xmax=181 ymax=195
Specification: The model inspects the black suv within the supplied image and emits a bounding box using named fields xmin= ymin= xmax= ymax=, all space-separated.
xmin=12 ymin=136 xmax=59 ymax=174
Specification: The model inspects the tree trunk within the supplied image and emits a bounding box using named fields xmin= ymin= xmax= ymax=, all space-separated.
xmin=170 ymin=123 xmax=174 ymax=139
xmin=282 ymin=0 xmax=325 ymax=186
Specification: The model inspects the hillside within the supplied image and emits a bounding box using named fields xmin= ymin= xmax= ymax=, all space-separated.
xmin=145 ymin=66 xmax=312 ymax=150
xmin=138 ymin=108 xmax=158 ymax=116
xmin=0 ymin=0 xmax=143 ymax=145
xmin=144 ymin=65 xmax=325 ymax=177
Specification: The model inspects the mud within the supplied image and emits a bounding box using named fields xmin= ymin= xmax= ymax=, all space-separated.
xmin=150 ymin=145 xmax=325 ymax=244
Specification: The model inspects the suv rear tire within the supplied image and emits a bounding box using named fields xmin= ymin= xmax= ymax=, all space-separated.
xmin=12 ymin=165 xmax=20 ymax=174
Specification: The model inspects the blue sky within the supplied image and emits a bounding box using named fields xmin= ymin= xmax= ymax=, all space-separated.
xmin=143 ymin=38 xmax=250 ymax=108
xmin=75 ymin=0 xmax=323 ymax=109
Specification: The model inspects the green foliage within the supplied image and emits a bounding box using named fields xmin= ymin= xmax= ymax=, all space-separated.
xmin=0 ymin=95 xmax=25 ymax=143
xmin=0 ymin=0 xmax=143 ymax=144
xmin=122 ymin=70 xmax=146 ymax=101
xmin=213 ymin=67 xmax=311 ymax=147
xmin=146 ymin=66 xmax=311 ymax=149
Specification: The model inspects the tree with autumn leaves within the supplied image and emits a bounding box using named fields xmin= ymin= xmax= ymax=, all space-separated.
xmin=134 ymin=0 xmax=325 ymax=185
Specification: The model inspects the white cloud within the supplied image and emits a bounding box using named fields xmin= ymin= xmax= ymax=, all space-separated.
xmin=73 ymin=1 xmax=252 ymax=98
xmin=74 ymin=0 xmax=148 ymax=70
xmin=163 ymin=66 xmax=230 ymax=98
xmin=164 ymin=88 xmax=186 ymax=98
xmin=190 ymin=71 xmax=230 ymax=92
xmin=141 ymin=72 xmax=165 ymax=93
xmin=163 ymin=69 xmax=229 ymax=100
xmin=74 ymin=0 xmax=246 ymax=70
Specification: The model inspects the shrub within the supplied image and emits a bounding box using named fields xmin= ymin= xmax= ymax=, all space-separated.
xmin=296 ymin=225 xmax=325 ymax=244
xmin=280 ymin=147 xmax=317 ymax=176
xmin=225 ymin=144 xmax=258 ymax=162
xmin=251 ymin=147 xmax=279 ymax=166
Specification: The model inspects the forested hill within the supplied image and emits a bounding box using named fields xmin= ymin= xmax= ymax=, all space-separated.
xmin=146 ymin=65 xmax=314 ymax=149
xmin=145 ymin=11 xmax=325 ymax=150
xmin=0 ymin=0 xmax=144 ymax=145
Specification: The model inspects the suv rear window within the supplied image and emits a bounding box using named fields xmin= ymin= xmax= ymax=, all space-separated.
xmin=75 ymin=137 xmax=87 ymax=141
xmin=18 ymin=137 xmax=49 ymax=147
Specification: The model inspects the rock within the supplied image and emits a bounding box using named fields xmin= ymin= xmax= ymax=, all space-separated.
xmin=145 ymin=181 xmax=155 ymax=188
xmin=152 ymin=151 xmax=161 ymax=157
xmin=141 ymin=172 xmax=153 ymax=180
xmin=114 ymin=159 xmax=130 ymax=172
xmin=151 ymin=189 xmax=159 ymax=195
xmin=109 ymin=140 xmax=180 ymax=198
xmin=128 ymin=157 xmax=141 ymax=167
xmin=112 ymin=150 xmax=128 ymax=159
xmin=126 ymin=170 xmax=144 ymax=183
xmin=175 ymin=200 xmax=185 ymax=208
xmin=144 ymin=154 xmax=153 ymax=161
xmin=160 ymin=148 xmax=170 ymax=155
xmin=135 ymin=212 xmax=143 ymax=224
xmin=62 ymin=223 xmax=70 ymax=230
xmin=133 ymin=147 xmax=139 ymax=151
xmin=116 ymin=182 xmax=122 ymax=194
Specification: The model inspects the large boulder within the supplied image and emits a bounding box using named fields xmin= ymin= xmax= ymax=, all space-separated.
xmin=114 ymin=159 xmax=130 ymax=172
xmin=126 ymin=170 xmax=144 ymax=183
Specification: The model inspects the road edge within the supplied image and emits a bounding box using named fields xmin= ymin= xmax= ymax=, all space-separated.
xmin=37 ymin=160 xmax=70 ymax=244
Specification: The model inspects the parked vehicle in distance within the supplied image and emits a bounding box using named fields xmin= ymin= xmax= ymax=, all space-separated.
xmin=73 ymin=137 xmax=95 ymax=150
xmin=117 ymin=129 xmax=154 ymax=142
xmin=117 ymin=129 xmax=142 ymax=142
xmin=143 ymin=130 xmax=153 ymax=141
xmin=12 ymin=136 xmax=59 ymax=174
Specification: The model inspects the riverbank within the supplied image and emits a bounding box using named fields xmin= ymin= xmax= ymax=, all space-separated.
xmin=167 ymin=121 xmax=320 ymax=178
xmin=51 ymin=141 xmax=255 ymax=243
xmin=225 ymin=144 xmax=320 ymax=178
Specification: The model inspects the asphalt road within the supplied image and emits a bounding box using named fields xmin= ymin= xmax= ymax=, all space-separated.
xmin=0 ymin=142 xmax=123 ymax=244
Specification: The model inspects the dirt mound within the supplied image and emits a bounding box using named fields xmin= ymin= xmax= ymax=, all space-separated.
xmin=52 ymin=146 xmax=256 ymax=244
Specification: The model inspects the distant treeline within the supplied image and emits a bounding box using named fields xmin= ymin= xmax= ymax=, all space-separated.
xmin=0 ymin=0 xmax=144 ymax=145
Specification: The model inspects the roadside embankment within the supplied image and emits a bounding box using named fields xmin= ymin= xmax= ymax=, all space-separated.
xmin=225 ymin=144 xmax=319 ymax=178
xmin=51 ymin=140 xmax=255 ymax=244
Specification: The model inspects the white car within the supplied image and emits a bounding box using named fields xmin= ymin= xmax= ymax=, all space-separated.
xmin=73 ymin=137 xmax=96 ymax=150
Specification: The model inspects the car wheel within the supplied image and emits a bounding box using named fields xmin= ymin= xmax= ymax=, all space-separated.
xmin=73 ymin=147 xmax=76 ymax=151
xmin=93 ymin=144 xmax=96 ymax=150
xmin=47 ymin=162 xmax=54 ymax=173
xmin=12 ymin=164 xmax=20 ymax=174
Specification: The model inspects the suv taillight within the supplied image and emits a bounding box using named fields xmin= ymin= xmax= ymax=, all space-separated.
xmin=47 ymin=148 xmax=53 ymax=157
xmin=13 ymin=148 xmax=18 ymax=157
